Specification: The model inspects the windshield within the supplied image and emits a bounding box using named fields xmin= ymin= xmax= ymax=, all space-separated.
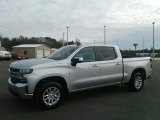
xmin=47 ymin=45 xmax=79 ymax=60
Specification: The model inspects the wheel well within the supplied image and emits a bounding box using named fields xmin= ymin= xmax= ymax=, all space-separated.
xmin=34 ymin=76 xmax=68 ymax=93
xmin=132 ymin=68 xmax=146 ymax=79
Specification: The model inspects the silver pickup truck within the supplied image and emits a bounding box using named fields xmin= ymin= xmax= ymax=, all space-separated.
xmin=8 ymin=45 xmax=152 ymax=109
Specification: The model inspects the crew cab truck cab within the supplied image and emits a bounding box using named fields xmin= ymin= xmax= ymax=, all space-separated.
xmin=8 ymin=45 xmax=152 ymax=109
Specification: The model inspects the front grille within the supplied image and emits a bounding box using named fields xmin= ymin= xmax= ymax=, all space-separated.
xmin=11 ymin=77 xmax=20 ymax=84
xmin=10 ymin=67 xmax=20 ymax=72
xmin=9 ymin=68 xmax=27 ymax=84
xmin=10 ymin=77 xmax=27 ymax=84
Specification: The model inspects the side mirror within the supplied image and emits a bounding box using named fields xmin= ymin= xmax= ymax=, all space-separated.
xmin=71 ymin=57 xmax=83 ymax=66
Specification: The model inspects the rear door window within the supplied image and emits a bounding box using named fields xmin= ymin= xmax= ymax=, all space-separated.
xmin=97 ymin=47 xmax=117 ymax=61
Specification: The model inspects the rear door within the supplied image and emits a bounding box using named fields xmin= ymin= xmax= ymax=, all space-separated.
xmin=69 ymin=47 xmax=101 ymax=90
xmin=96 ymin=46 xmax=123 ymax=84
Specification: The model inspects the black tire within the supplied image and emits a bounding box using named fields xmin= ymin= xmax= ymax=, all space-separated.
xmin=34 ymin=81 xmax=64 ymax=110
xmin=6 ymin=58 xmax=10 ymax=61
xmin=128 ymin=72 xmax=144 ymax=91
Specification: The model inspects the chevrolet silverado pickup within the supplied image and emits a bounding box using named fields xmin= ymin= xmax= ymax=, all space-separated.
xmin=8 ymin=45 xmax=152 ymax=109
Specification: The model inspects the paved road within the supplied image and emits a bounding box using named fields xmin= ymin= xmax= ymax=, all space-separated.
xmin=0 ymin=61 xmax=160 ymax=120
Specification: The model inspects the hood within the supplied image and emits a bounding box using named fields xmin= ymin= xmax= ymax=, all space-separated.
xmin=10 ymin=58 xmax=55 ymax=69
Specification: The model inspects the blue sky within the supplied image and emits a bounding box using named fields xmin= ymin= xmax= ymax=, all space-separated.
xmin=0 ymin=0 xmax=160 ymax=50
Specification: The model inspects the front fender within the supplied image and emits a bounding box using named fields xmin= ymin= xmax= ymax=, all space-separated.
xmin=24 ymin=68 xmax=70 ymax=94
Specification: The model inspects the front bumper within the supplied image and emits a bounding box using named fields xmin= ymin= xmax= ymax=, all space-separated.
xmin=148 ymin=72 xmax=152 ymax=79
xmin=0 ymin=56 xmax=11 ymax=59
xmin=8 ymin=78 xmax=33 ymax=99
xmin=146 ymin=71 xmax=152 ymax=80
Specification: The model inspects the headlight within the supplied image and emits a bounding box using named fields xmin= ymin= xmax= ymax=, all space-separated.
xmin=19 ymin=69 xmax=33 ymax=74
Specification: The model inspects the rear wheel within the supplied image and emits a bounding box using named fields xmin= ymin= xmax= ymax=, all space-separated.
xmin=128 ymin=72 xmax=144 ymax=91
xmin=34 ymin=81 xmax=64 ymax=109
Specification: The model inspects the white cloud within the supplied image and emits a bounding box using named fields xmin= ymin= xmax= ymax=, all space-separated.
xmin=0 ymin=0 xmax=160 ymax=49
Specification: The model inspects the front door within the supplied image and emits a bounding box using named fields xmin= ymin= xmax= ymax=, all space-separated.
xmin=69 ymin=47 xmax=101 ymax=90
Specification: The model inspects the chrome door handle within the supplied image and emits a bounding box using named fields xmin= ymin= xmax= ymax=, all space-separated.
xmin=92 ymin=64 xmax=99 ymax=67
xmin=116 ymin=62 xmax=121 ymax=65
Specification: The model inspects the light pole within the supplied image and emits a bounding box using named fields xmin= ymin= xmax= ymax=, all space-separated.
xmin=104 ymin=26 xmax=106 ymax=44
xmin=63 ymin=32 xmax=65 ymax=46
xmin=143 ymin=38 xmax=144 ymax=53
xmin=152 ymin=22 xmax=155 ymax=60
xmin=66 ymin=26 xmax=69 ymax=46
xmin=117 ymin=38 xmax=119 ymax=46
xmin=75 ymin=37 xmax=77 ymax=45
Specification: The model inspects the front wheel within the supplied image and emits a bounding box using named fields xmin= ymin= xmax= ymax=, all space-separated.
xmin=128 ymin=72 xmax=144 ymax=91
xmin=34 ymin=82 xmax=64 ymax=109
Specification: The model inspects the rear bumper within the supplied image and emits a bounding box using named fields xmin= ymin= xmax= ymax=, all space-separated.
xmin=8 ymin=78 xmax=33 ymax=99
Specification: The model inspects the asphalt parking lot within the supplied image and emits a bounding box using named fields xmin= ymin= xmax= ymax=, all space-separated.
xmin=0 ymin=61 xmax=160 ymax=120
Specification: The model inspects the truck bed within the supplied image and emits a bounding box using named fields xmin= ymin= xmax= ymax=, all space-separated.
xmin=122 ymin=57 xmax=151 ymax=82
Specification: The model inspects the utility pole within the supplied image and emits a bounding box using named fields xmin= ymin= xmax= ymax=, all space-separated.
xmin=104 ymin=26 xmax=106 ymax=44
xmin=94 ymin=40 xmax=95 ymax=44
xmin=66 ymin=26 xmax=69 ymax=46
xmin=152 ymin=22 xmax=155 ymax=60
